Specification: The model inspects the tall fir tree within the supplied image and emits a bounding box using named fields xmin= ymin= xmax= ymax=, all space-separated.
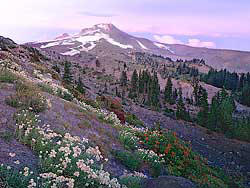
xmin=131 ymin=69 xmax=138 ymax=92
xmin=128 ymin=70 xmax=139 ymax=99
xmin=138 ymin=70 xmax=143 ymax=93
xmin=63 ymin=61 xmax=73 ymax=84
xmin=197 ymin=88 xmax=209 ymax=127
xmin=164 ymin=77 xmax=173 ymax=104
xmin=176 ymin=88 xmax=189 ymax=121
xmin=207 ymin=88 xmax=234 ymax=132
xmin=150 ymin=71 xmax=160 ymax=107
xmin=219 ymin=98 xmax=234 ymax=133
xmin=120 ymin=71 xmax=128 ymax=86
xmin=76 ymin=76 xmax=85 ymax=94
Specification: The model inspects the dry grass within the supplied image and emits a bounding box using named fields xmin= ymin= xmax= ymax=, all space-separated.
xmin=5 ymin=80 xmax=47 ymax=113
xmin=63 ymin=101 xmax=78 ymax=112
xmin=31 ymin=63 xmax=51 ymax=74
xmin=0 ymin=69 xmax=18 ymax=83
xmin=77 ymin=120 xmax=92 ymax=129
xmin=62 ymin=122 xmax=71 ymax=130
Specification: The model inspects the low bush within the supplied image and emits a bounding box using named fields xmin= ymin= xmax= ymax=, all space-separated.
xmin=113 ymin=150 xmax=142 ymax=171
xmin=0 ymin=165 xmax=38 ymax=188
xmin=163 ymin=107 xmax=175 ymax=118
xmin=119 ymin=175 xmax=143 ymax=188
xmin=5 ymin=81 xmax=47 ymax=113
xmin=56 ymin=88 xmax=74 ymax=101
xmin=12 ymin=109 xmax=122 ymax=188
xmin=230 ymin=119 xmax=250 ymax=142
xmin=119 ymin=130 xmax=139 ymax=150
xmin=125 ymin=114 xmax=144 ymax=127
xmin=38 ymin=83 xmax=54 ymax=94
xmin=0 ymin=70 xmax=18 ymax=83
xmin=118 ymin=126 xmax=244 ymax=187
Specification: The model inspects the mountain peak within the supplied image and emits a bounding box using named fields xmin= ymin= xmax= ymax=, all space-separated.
xmin=55 ymin=33 xmax=70 ymax=40
xmin=94 ymin=23 xmax=116 ymax=31
xmin=78 ymin=23 xmax=120 ymax=36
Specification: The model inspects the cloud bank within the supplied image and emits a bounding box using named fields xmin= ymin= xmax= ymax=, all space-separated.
xmin=153 ymin=35 xmax=183 ymax=45
xmin=187 ymin=39 xmax=216 ymax=48
xmin=154 ymin=35 xmax=216 ymax=48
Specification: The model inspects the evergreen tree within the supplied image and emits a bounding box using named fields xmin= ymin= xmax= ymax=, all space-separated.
xmin=138 ymin=70 xmax=144 ymax=93
xmin=219 ymin=98 xmax=234 ymax=133
xmin=207 ymin=89 xmax=234 ymax=132
xmin=238 ymin=73 xmax=245 ymax=91
xmin=76 ymin=76 xmax=85 ymax=94
xmin=164 ymin=77 xmax=173 ymax=104
xmin=240 ymin=84 xmax=250 ymax=107
xmin=197 ymin=88 xmax=209 ymax=127
xmin=176 ymin=88 xmax=189 ymax=121
xmin=120 ymin=71 xmax=128 ymax=86
xmin=131 ymin=69 xmax=138 ymax=92
xmin=151 ymin=71 xmax=160 ymax=107
xmin=63 ymin=61 xmax=73 ymax=84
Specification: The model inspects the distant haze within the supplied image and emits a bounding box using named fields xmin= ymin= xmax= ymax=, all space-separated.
xmin=0 ymin=0 xmax=249 ymax=51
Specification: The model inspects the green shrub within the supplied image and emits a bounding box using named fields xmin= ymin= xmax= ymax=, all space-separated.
xmin=0 ymin=165 xmax=37 ymax=188
xmin=38 ymin=83 xmax=54 ymax=94
xmin=119 ymin=176 xmax=143 ymax=188
xmin=118 ymin=130 xmax=139 ymax=150
xmin=163 ymin=107 xmax=175 ymax=118
xmin=56 ymin=89 xmax=74 ymax=101
xmin=230 ymin=119 xmax=250 ymax=142
xmin=83 ymin=98 xmax=100 ymax=109
xmin=13 ymin=109 xmax=122 ymax=188
xmin=126 ymin=114 xmax=144 ymax=127
xmin=0 ymin=70 xmax=18 ymax=83
xmin=5 ymin=81 xmax=47 ymax=113
xmin=5 ymin=95 xmax=23 ymax=108
xmin=113 ymin=150 xmax=142 ymax=171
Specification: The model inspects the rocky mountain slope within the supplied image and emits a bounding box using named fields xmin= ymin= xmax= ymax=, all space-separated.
xmin=1 ymin=34 xmax=250 ymax=188
xmin=30 ymin=23 xmax=250 ymax=73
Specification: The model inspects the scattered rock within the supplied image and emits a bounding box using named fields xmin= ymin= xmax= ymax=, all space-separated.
xmin=0 ymin=36 xmax=17 ymax=51
xmin=142 ymin=176 xmax=196 ymax=188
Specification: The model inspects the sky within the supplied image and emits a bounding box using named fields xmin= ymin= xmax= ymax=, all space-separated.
xmin=0 ymin=0 xmax=249 ymax=51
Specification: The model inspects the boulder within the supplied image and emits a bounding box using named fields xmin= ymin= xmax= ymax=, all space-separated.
xmin=142 ymin=176 xmax=196 ymax=188
xmin=0 ymin=36 xmax=17 ymax=51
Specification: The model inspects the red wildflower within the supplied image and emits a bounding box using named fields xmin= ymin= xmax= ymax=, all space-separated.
xmin=145 ymin=137 xmax=149 ymax=141
xmin=171 ymin=152 xmax=176 ymax=158
xmin=183 ymin=149 xmax=189 ymax=157
xmin=164 ymin=143 xmax=172 ymax=154
xmin=173 ymin=132 xmax=177 ymax=137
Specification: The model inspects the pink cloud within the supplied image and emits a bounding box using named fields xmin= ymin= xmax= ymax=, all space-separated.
xmin=153 ymin=35 xmax=183 ymax=44
xmin=154 ymin=35 xmax=216 ymax=48
xmin=187 ymin=39 xmax=216 ymax=48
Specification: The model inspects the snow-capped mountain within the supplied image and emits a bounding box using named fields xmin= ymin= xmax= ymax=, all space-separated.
xmin=30 ymin=23 xmax=250 ymax=73
xmin=32 ymin=23 xmax=174 ymax=56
